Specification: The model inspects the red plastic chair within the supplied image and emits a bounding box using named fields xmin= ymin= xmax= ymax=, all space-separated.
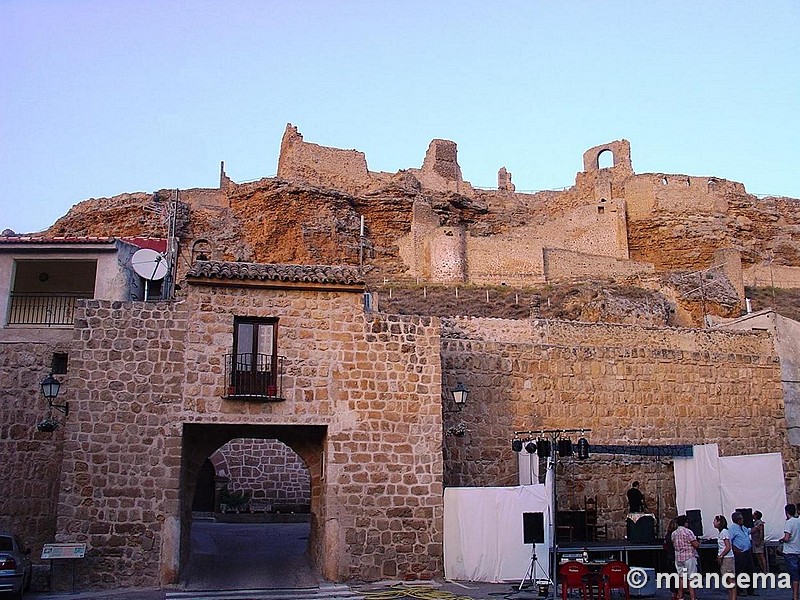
xmin=599 ymin=561 xmax=630 ymax=600
xmin=558 ymin=561 xmax=591 ymax=600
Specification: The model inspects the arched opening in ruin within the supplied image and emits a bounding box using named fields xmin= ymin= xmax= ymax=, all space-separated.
xmin=597 ymin=149 xmax=614 ymax=169
xmin=178 ymin=423 xmax=326 ymax=590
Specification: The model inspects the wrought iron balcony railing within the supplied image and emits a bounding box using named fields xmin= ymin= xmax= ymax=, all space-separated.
xmin=7 ymin=292 xmax=93 ymax=326
xmin=223 ymin=353 xmax=285 ymax=401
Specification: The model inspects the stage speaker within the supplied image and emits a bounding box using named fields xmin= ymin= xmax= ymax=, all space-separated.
xmin=626 ymin=514 xmax=655 ymax=543
xmin=523 ymin=511 xmax=545 ymax=544
xmin=736 ymin=507 xmax=754 ymax=528
xmin=687 ymin=509 xmax=703 ymax=537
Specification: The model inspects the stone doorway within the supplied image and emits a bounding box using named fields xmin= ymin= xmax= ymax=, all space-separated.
xmin=179 ymin=423 xmax=327 ymax=588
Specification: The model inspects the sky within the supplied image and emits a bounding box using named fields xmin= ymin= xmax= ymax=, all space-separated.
xmin=1 ymin=1 xmax=798 ymax=234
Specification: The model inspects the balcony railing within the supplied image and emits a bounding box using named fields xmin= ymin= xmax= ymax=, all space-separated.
xmin=7 ymin=292 xmax=93 ymax=326
xmin=223 ymin=353 xmax=285 ymax=401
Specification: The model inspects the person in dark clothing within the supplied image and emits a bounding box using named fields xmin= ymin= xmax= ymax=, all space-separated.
xmin=627 ymin=481 xmax=646 ymax=513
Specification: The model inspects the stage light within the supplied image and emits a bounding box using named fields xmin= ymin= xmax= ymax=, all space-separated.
xmin=512 ymin=438 xmax=523 ymax=452
xmin=577 ymin=437 xmax=590 ymax=460
xmin=557 ymin=438 xmax=573 ymax=457
xmin=536 ymin=439 xmax=551 ymax=458
xmin=524 ymin=440 xmax=536 ymax=454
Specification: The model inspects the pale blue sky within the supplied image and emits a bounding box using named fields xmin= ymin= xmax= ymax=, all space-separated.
xmin=1 ymin=1 xmax=798 ymax=234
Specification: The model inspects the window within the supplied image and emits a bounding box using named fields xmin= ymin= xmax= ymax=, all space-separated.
xmin=51 ymin=353 xmax=68 ymax=374
xmin=230 ymin=318 xmax=278 ymax=397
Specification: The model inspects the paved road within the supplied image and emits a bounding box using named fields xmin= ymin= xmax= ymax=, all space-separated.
xmin=182 ymin=522 xmax=319 ymax=590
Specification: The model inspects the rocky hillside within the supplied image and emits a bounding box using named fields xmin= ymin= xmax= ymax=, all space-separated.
xmin=21 ymin=169 xmax=800 ymax=328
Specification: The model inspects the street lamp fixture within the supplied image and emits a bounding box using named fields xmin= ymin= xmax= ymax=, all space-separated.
xmin=41 ymin=374 xmax=68 ymax=417
xmin=451 ymin=382 xmax=469 ymax=407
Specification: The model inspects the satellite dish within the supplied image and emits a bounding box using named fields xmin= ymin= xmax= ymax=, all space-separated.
xmin=131 ymin=248 xmax=169 ymax=281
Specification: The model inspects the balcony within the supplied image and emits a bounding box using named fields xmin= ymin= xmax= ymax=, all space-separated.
xmin=223 ymin=353 xmax=285 ymax=401
xmin=7 ymin=292 xmax=93 ymax=326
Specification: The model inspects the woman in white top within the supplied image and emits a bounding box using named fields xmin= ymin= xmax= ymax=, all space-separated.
xmin=715 ymin=514 xmax=736 ymax=600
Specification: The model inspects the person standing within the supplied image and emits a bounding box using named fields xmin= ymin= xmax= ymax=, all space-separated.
xmin=750 ymin=511 xmax=766 ymax=573
xmin=627 ymin=481 xmax=646 ymax=513
xmin=715 ymin=515 xmax=736 ymax=600
xmin=664 ymin=518 xmax=680 ymax=600
xmin=672 ymin=514 xmax=700 ymax=600
xmin=730 ymin=511 xmax=756 ymax=596
xmin=779 ymin=503 xmax=800 ymax=600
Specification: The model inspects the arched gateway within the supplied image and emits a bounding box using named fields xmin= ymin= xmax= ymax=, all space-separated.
xmin=52 ymin=261 xmax=444 ymax=588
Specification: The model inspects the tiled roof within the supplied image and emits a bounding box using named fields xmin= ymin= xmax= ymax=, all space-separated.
xmin=120 ymin=237 xmax=168 ymax=253
xmin=187 ymin=261 xmax=364 ymax=286
xmin=0 ymin=235 xmax=116 ymax=244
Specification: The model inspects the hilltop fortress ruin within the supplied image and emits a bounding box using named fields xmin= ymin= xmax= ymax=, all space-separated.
xmin=2 ymin=125 xmax=800 ymax=590
xmin=45 ymin=124 xmax=800 ymax=328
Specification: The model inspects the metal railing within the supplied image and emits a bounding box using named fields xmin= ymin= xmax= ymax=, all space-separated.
xmin=7 ymin=292 xmax=93 ymax=326
xmin=223 ymin=353 xmax=285 ymax=400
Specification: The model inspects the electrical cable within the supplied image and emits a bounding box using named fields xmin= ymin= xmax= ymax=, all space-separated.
xmin=357 ymin=583 xmax=487 ymax=600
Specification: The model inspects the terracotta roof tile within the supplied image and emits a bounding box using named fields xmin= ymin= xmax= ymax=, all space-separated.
xmin=187 ymin=261 xmax=364 ymax=286
xmin=0 ymin=235 xmax=116 ymax=244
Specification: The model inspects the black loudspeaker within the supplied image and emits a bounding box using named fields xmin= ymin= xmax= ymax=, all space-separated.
xmin=687 ymin=509 xmax=703 ymax=537
xmin=626 ymin=514 xmax=655 ymax=543
xmin=523 ymin=512 xmax=545 ymax=544
xmin=736 ymin=508 xmax=754 ymax=528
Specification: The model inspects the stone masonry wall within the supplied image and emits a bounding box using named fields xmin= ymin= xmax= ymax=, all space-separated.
xmin=216 ymin=438 xmax=311 ymax=509
xmin=55 ymin=300 xmax=189 ymax=589
xmin=543 ymin=248 xmax=655 ymax=281
xmin=441 ymin=317 xmax=794 ymax=538
xmin=0 ymin=332 xmax=73 ymax=569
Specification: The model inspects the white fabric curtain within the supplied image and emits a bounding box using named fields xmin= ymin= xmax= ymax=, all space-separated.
xmin=444 ymin=485 xmax=552 ymax=582
xmin=674 ymin=444 xmax=786 ymax=541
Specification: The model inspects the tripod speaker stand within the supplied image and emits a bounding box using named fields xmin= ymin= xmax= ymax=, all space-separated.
xmin=520 ymin=512 xmax=551 ymax=593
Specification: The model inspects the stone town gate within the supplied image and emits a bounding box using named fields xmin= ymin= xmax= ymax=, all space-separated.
xmin=51 ymin=263 xmax=444 ymax=588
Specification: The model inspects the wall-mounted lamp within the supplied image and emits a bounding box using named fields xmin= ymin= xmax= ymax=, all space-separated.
xmin=37 ymin=374 xmax=68 ymax=432
xmin=451 ymin=382 xmax=469 ymax=407
xmin=445 ymin=382 xmax=470 ymax=415
xmin=444 ymin=383 xmax=470 ymax=436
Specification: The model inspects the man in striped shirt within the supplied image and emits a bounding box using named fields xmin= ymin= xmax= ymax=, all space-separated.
xmin=672 ymin=514 xmax=700 ymax=600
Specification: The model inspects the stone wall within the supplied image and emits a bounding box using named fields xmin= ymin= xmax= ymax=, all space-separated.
xmin=215 ymin=438 xmax=311 ymax=509
xmin=0 ymin=331 xmax=73 ymax=562
xmin=440 ymin=316 xmax=795 ymax=537
xmin=743 ymin=264 xmax=800 ymax=289
xmin=543 ymin=248 xmax=655 ymax=281
xmin=54 ymin=300 xmax=189 ymax=588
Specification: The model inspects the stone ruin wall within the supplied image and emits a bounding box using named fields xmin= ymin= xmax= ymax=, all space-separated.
xmin=276 ymin=124 xmax=386 ymax=195
xmin=215 ymin=438 xmax=311 ymax=510
xmin=543 ymin=248 xmax=655 ymax=281
xmin=466 ymin=235 xmax=546 ymax=285
xmin=441 ymin=316 xmax=797 ymax=539
xmin=40 ymin=126 xmax=800 ymax=296
xmin=744 ymin=263 xmax=800 ymax=289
